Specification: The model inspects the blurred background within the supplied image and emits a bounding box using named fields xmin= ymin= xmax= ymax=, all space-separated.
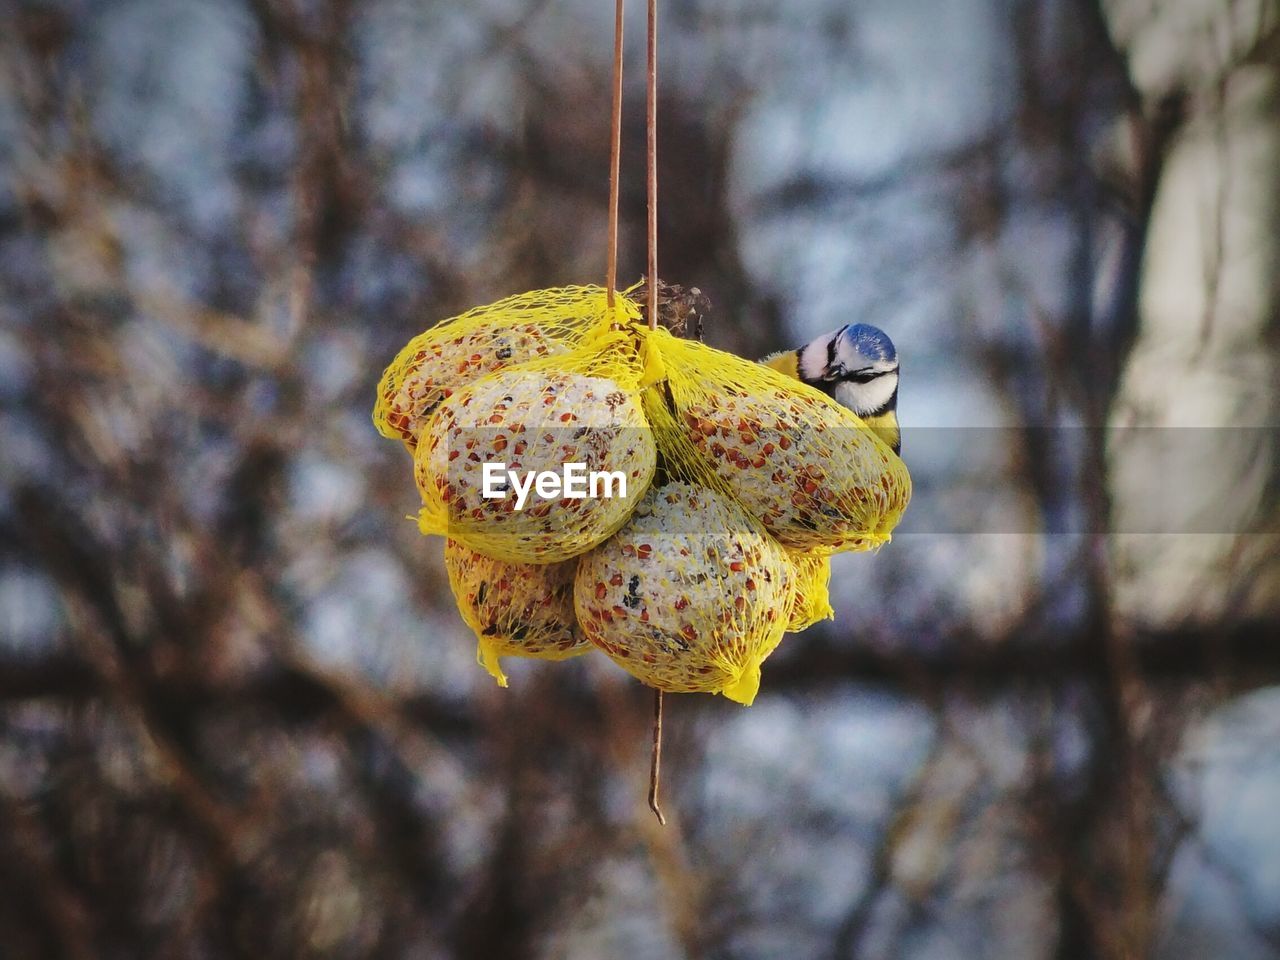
xmin=2 ymin=0 xmax=1279 ymax=957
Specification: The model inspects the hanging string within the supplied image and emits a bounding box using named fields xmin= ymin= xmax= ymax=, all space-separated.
xmin=605 ymin=0 xmax=625 ymax=308
xmin=644 ymin=0 xmax=667 ymax=828
xmin=645 ymin=0 xmax=659 ymax=331
xmin=602 ymin=0 xmax=665 ymax=826
xmin=649 ymin=689 xmax=666 ymax=825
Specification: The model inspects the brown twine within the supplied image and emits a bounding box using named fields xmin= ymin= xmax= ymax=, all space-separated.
xmin=644 ymin=0 xmax=666 ymax=827
xmin=605 ymin=0 xmax=625 ymax=309
xmin=603 ymin=0 xmax=667 ymax=827
xmin=646 ymin=0 xmax=659 ymax=333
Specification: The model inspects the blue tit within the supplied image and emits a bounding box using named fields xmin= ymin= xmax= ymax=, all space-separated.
xmin=761 ymin=323 xmax=901 ymax=455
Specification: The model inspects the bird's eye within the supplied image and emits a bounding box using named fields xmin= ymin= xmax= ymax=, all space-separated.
xmin=849 ymin=370 xmax=879 ymax=384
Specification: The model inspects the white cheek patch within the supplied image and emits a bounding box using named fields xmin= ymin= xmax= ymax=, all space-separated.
xmin=834 ymin=374 xmax=897 ymax=416
xmin=797 ymin=341 xmax=831 ymax=382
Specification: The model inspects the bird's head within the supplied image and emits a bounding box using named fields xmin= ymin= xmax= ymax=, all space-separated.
xmin=798 ymin=323 xmax=899 ymax=417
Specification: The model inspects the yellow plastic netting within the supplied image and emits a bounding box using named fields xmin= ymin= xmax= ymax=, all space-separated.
xmin=413 ymin=297 xmax=659 ymax=564
xmin=641 ymin=327 xmax=911 ymax=552
xmin=444 ymin=538 xmax=591 ymax=686
xmin=573 ymin=481 xmax=792 ymax=705
xmin=374 ymin=286 xmax=613 ymax=451
xmin=785 ymin=550 xmax=834 ymax=632
xmin=373 ymin=284 xmax=911 ymax=700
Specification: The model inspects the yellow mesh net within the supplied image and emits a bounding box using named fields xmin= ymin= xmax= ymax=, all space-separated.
xmin=573 ymin=482 xmax=792 ymax=705
xmin=373 ymin=286 xmax=613 ymax=451
xmin=413 ymin=300 xmax=659 ymax=564
xmin=374 ymin=285 xmax=911 ymax=703
xmin=785 ymin=550 xmax=834 ymax=632
xmin=640 ymin=328 xmax=911 ymax=553
xmin=444 ymin=538 xmax=591 ymax=686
